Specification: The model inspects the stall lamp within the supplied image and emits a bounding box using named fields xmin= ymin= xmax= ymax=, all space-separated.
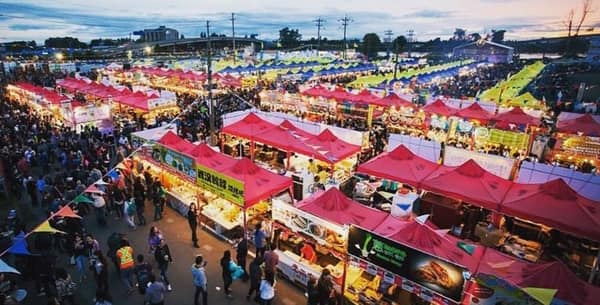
xmin=55 ymin=53 xmax=64 ymax=61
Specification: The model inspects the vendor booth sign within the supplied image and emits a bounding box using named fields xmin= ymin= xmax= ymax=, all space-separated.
xmin=196 ymin=164 xmax=244 ymax=206
xmin=152 ymin=145 xmax=196 ymax=179
xmin=348 ymin=225 xmax=468 ymax=303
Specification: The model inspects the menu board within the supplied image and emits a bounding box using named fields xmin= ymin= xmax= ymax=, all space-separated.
xmin=152 ymin=145 xmax=196 ymax=179
xmin=196 ymin=164 xmax=244 ymax=207
xmin=347 ymin=225 xmax=468 ymax=303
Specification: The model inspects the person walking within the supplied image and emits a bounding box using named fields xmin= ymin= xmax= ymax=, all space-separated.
xmin=152 ymin=179 xmax=165 ymax=221
xmin=220 ymin=250 xmax=233 ymax=298
xmin=112 ymin=185 xmax=124 ymax=220
xmin=192 ymin=255 xmax=208 ymax=305
xmin=92 ymin=250 xmax=109 ymax=294
xmin=91 ymin=192 xmax=107 ymax=226
xmin=154 ymin=238 xmax=173 ymax=292
xmin=148 ymin=226 xmax=163 ymax=254
xmin=124 ymin=195 xmax=137 ymax=230
xmin=263 ymin=245 xmax=279 ymax=275
xmin=134 ymin=254 xmax=152 ymax=295
xmin=134 ymin=191 xmax=147 ymax=226
xmin=187 ymin=202 xmax=199 ymax=248
xmin=145 ymin=274 xmax=167 ymax=305
xmin=55 ymin=268 xmax=77 ymax=305
xmin=259 ymin=271 xmax=276 ymax=305
xmin=73 ymin=234 xmax=88 ymax=282
xmin=116 ymin=239 xmax=135 ymax=294
xmin=246 ymin=256 xmax=262 ymax=302
xmin=235 ymin=237 xmax=249 ymax=281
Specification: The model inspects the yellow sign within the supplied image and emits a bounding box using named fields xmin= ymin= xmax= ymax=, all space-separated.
xmin=196 ymin=164 xmax=245 ymax=206
xmin=366 ymin=105 xmax=375 ymax=127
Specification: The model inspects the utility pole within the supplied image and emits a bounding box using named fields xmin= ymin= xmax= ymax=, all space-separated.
xmin=407 ymin=29 xmax=414 ymax=58
xmin=338 ymin=15 xmax=353 ymax=60
xmin=384 ymin=29 xmax=393 ymax=59
xmin=230 ymin=12 xmax=236 ymax=64
xmin=206 ymin=20 xmax=216 ymax=145
xmin=314 ymin=17 xmax=325 ymax=51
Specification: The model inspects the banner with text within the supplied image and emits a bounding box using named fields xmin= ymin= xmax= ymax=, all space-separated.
xmin=347 ymin=225 xmax=468 ymax=303
xmin=196 ymin=164 xmax=244 ymax=206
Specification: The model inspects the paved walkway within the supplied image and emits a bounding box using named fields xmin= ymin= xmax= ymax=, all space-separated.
xmin=19 ymin=203 xmax=306 ymax=305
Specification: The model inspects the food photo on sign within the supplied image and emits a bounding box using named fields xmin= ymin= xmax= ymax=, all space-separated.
xmin=347 ymin=225 xmax=468 ymax=303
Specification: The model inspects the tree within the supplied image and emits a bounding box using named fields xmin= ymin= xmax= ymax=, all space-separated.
xmin=564 ymin=0 xmax=594 ymax=55
xmin=360 ymin=33 xmax=382 ymax=60
xmin=44 ymin=37 xmax=87 ymax=49
xmin=278 ymin=27 xmax=302 ymax=49
xmin=392 ymin=35 xmax=407 ymax=79
xmin=453 ymin=28 xmax=467 ymax=40
xmin=491 ymin=30 xmax=506 ymax=43
xmin=469 ymin=33 xmax=482 ymax=41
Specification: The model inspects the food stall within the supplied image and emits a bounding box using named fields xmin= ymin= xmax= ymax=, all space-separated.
xmin=355 ymin=145 xmax=442 ymax=212
xmin=345 ymin=219 xmax=476 ymax=305
xmin=552 ymin=113 xmax=600 ymax=172
xmin=422 ymin=100 xmax=458 ymax=143
xmin=380 ymin=94 xmax=424 ymax=135
xmin=272 ymin=188 xmax=387 ymax=289
xmin=301 ymin=86 xmax=339 ymax=122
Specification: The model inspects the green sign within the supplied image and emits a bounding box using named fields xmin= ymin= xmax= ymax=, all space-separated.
xmin=196 ymin=164 xmax=244 ymax=206
xmin=152 ymin=144 xmax=196 ymax=179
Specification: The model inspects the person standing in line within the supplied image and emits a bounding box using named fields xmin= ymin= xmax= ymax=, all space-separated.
xmin=187 ymin=202 xmax=199 ymax=248
xmin=154 ymin=238 xmax=173 ymax=291
xmin=116 ymin=239 xmax=135 ymax=294
xmin=220 ymin=250 xmax=234 ymax=298
xmin=152 ymin=179 xmax=165 ymax=221
xmin=254 ymin=223 xmax=267 ymax=257
xmin=263 ymin=245 xmax=279 ymax=275
xmin=235 ymin=237 xmax=249 ymax=281
xmin=306 ymin=275 xmax=320 ymax=305
xmin=317 ymin=269 xmax=335 ymax=305
xmin=134 ymin=189 xmax=146 ymax=226
xmin=259 ymin=270 xmax=276 ymax=305
xmin=246 ymin=256 xmax=263 ymax=302
xmin=192 ymin=255 xmax=208 ymax=305
xmin=145 ymin=274 xmax=167 ymax=305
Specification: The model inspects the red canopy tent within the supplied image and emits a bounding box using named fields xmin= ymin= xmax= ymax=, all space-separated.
xmin=188 ymin=143 xmax=236 ymax=171
xmin=114 ymin=92 xmax=150 ymax=111
xmin=221 ymin=113 xmax=277 ymax=140
xmin=357 ymin=145 xmax=441 ymax=188
xmin=374 ymin=216 xmax=482 ymax=271
xmin=422 ymin=99 xmax=457 ymax=117
xmin=297 ymin=188 xmax=388 ymax=230
xmin=329 ymin=86 xmax=354 ymax=102
xmin=455 ymin=103 xmax=493 ymax=122
xmin=252 ymin=125 xmax=331 ymax=163
xmin=556 ymin=113 xmax=600 ymax=136
xmin=373 ymin=93 xmax=415 ymax=108
xmin=421 ymin=160 xmax=513 ymax=211
xmin=57 ymin=78 xmax=88 ymax=91
xmin=302 ymin=85 xmax=328 ymax=97
xmin=41 ymin=90 xmax=69 ymax=104
xmin=501 ymin=179 xmax=600 ymax=241
xmin=493 ymin=107 xmax=540 ymax=129
xmin=305 ymin=129 xmax=361 ymax=163
xmin=279 ymin=120 xmax=315 ymax=138
xmin=476 ymin=249 xmax=600 ymax=305
xmin=220 ymin=158 xmax=292 ymax=208
xmin=349 ymin=89 xmax=380 ymax=105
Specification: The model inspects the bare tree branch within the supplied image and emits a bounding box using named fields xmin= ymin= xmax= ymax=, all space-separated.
xmin=575 ymin=0 xmax=594 ymax=36
xmin=564 ymin=9 xmax=574 ymax=38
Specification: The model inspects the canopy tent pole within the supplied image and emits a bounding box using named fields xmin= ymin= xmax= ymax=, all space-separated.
xmin=589 ymin=248 xmax=600 ymax=283
xmin=243 ymin=207 xmax=247 ymax=246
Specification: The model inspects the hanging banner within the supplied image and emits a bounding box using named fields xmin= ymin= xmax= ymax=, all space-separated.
xmin=196 ymin=164 xmax=244 ymax=206
xmin=347 ymin=225 xmax=469 ymax=303
xmin=152 ymin=144 xmax=196 ymax=179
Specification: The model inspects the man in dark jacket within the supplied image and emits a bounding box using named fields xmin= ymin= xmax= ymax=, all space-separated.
xmin=246 ymin=256 xmax=262 ymax=302
xmin=187 ymin=203 xmax=199 ymax=248
xmin=154 ymin=238 xmax=173 ymax=291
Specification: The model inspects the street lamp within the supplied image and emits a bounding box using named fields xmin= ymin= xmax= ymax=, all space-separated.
xmin=144 ymin=46 xmax=152 ymax=55
xmin=55 ymin=52 xmax=64 ymax=61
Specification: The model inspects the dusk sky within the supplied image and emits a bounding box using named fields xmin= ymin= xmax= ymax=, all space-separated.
xmin=0 ymin=0 xmax=599 ymax=43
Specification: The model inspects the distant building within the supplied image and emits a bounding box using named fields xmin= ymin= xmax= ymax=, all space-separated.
xmin=586 ymin=36 xmax=600 ymax=62
xmin=453 ymin=40 xmax=514 ymax=63
xmin=134 ymin=26 xmax=179 ymax=42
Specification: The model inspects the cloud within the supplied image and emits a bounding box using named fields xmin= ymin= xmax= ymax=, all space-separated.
xmin=408 ymin=9 xmax=454 ymax=19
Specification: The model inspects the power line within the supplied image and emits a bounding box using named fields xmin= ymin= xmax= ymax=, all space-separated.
xmin=313 ymin=17 xmax=325 ymax=50
xmin=230 ymin=12 xmax=237 ymax=64
xmin=338 ymin=15 xmax=353 ymax=60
